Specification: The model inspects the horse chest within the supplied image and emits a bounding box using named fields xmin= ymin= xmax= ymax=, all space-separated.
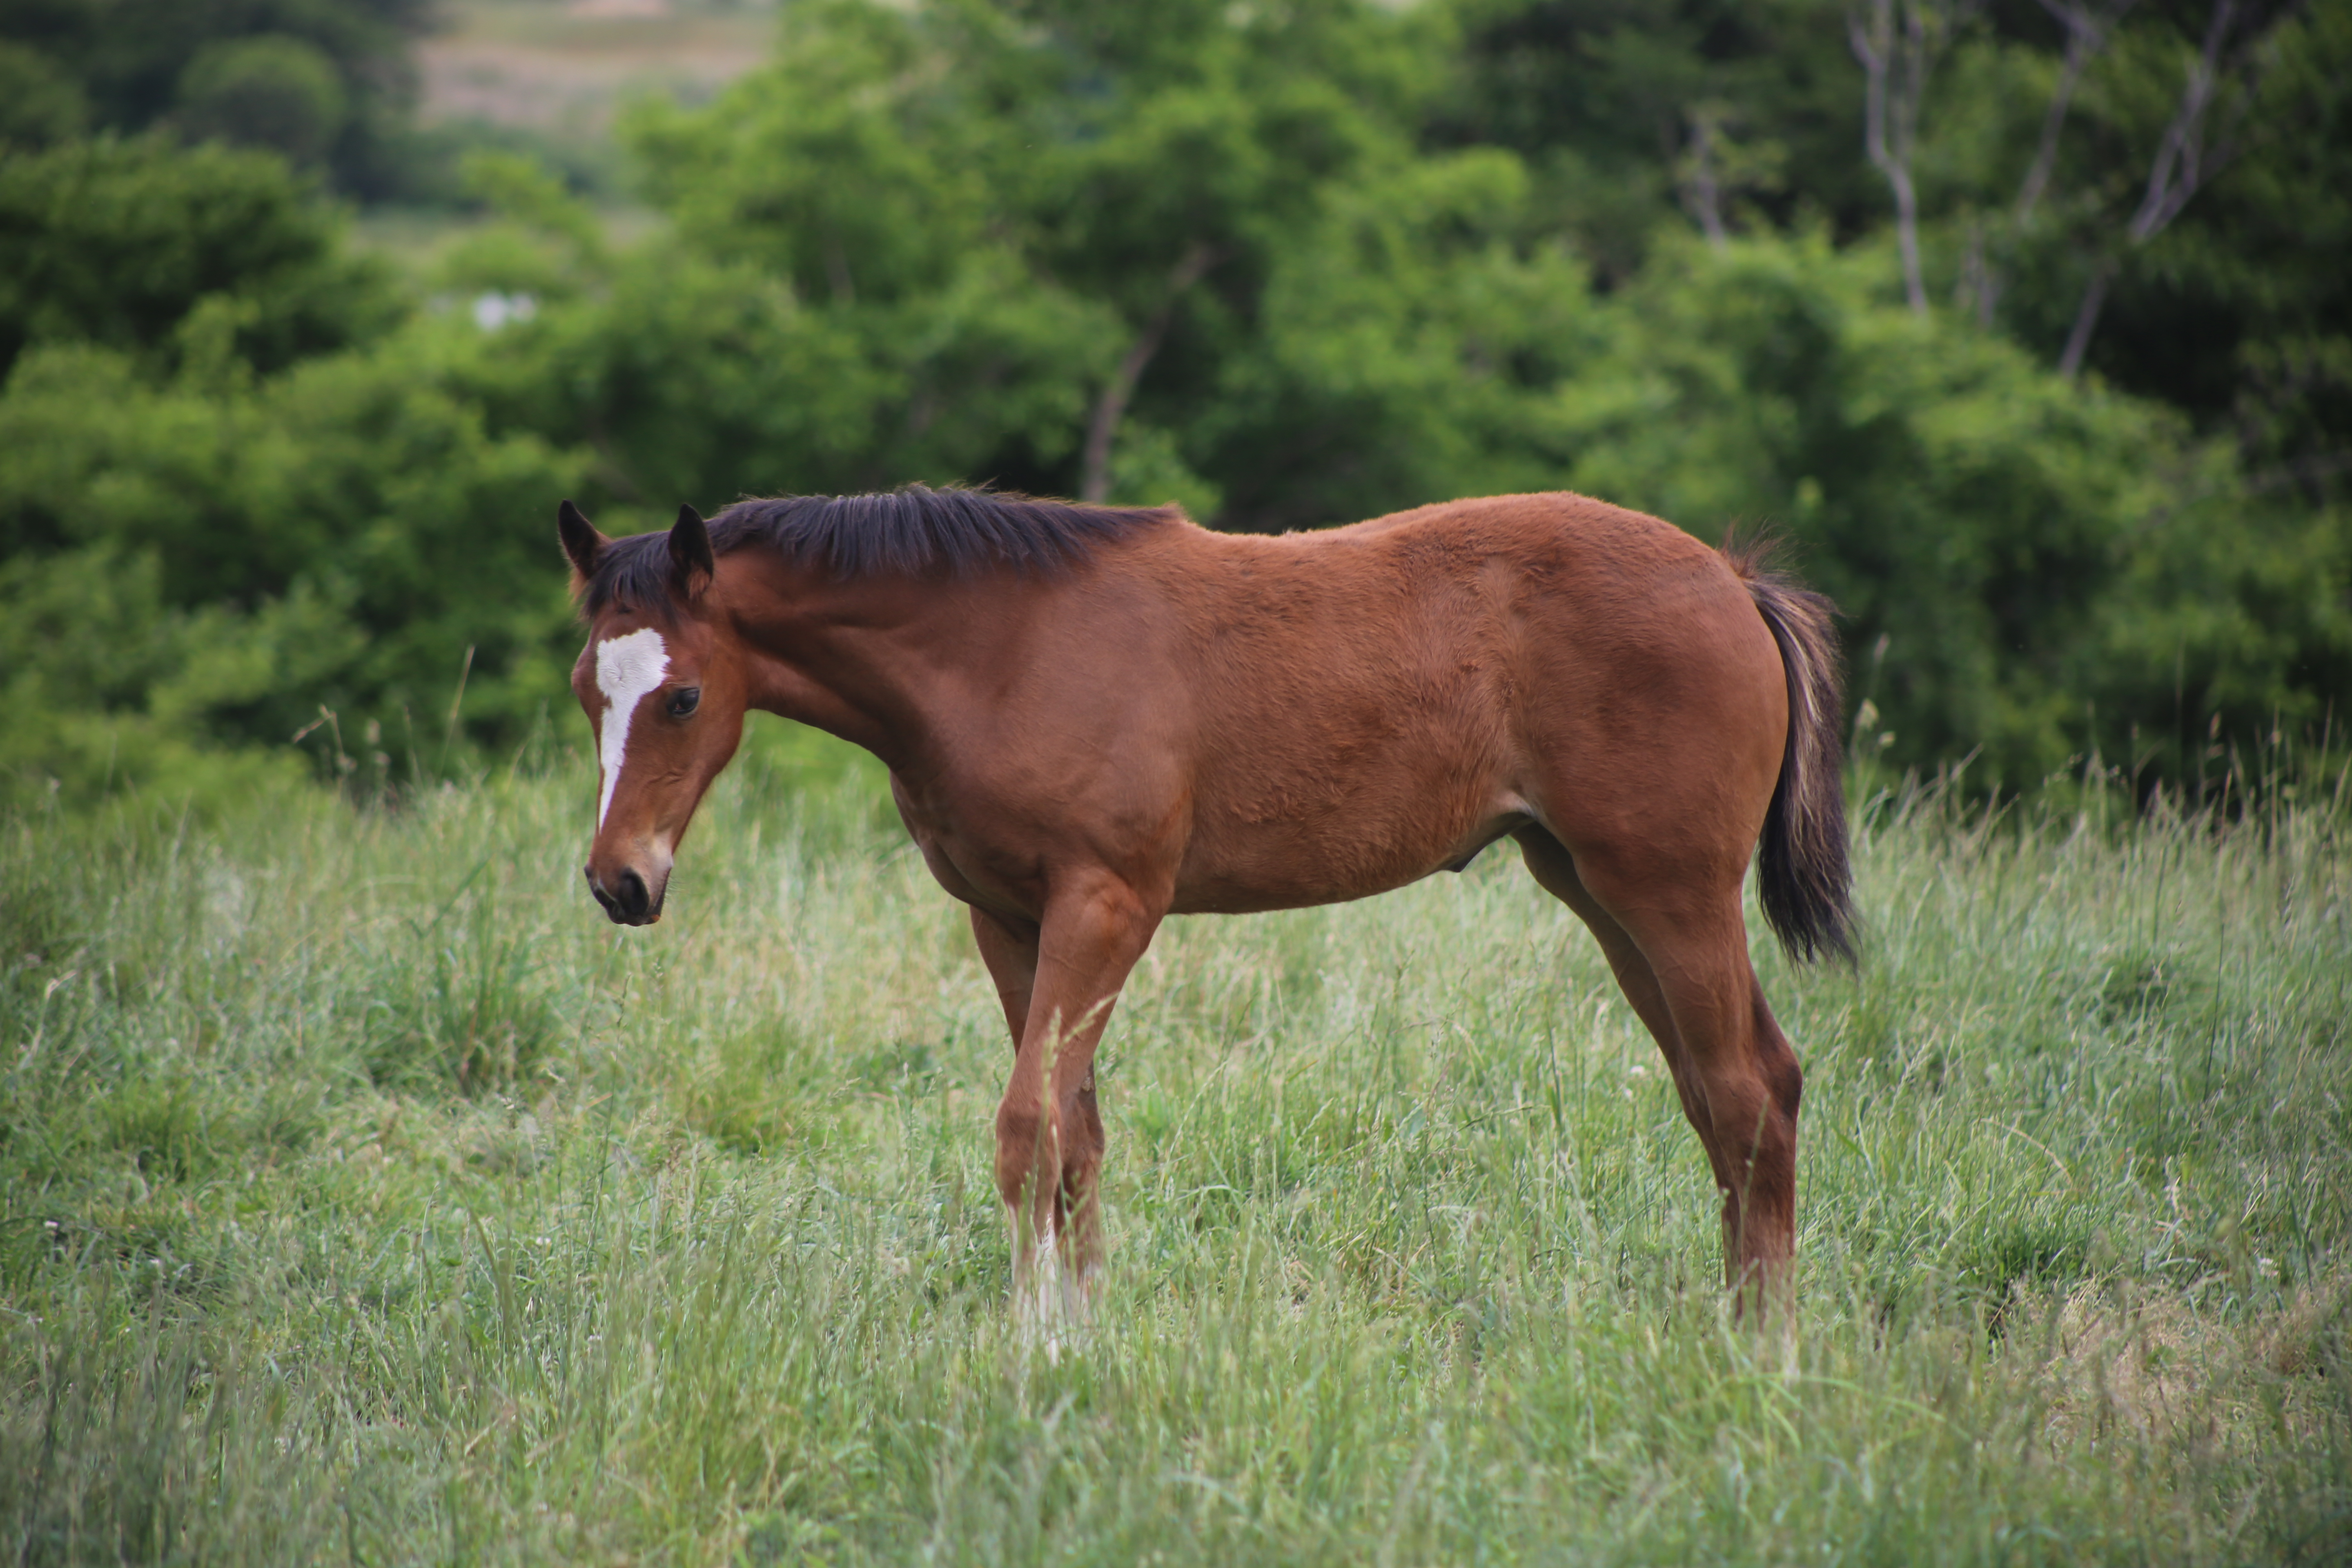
xmin=888 ymin=774 xmax=1063 ymax=919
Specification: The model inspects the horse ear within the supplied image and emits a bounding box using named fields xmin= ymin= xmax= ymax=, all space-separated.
xmin=669 ymin=503 xmax=716 ymax=595
xmin=558 ymin=499 xmax=610 ymax=583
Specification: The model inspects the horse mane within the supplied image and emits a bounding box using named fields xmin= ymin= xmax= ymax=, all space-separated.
xmin=582 ymin=486 xmax=1177 ymax=616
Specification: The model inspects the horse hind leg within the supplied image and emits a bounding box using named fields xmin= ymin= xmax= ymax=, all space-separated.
xmin=1619 ymin=892 xmax=1802 ymax=1310
xmin=1516 ymin=827 xmax=1802 ymax=1312
xmin=1059 ymin=1062 xmax=1107 ymax=1278
xmin=1517 ymin=829 xmax=1729 ymax=1189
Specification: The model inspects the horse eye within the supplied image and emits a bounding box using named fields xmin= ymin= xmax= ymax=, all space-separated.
xmin=668 ymin=688 xmax=701 ymax=719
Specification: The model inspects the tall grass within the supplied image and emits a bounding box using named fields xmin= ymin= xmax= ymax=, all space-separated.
xmin=3 ymin=728 xmax=2348 ymax=1565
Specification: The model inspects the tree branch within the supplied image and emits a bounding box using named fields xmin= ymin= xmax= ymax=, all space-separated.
xmin=2129 ymin=0 xmax=2238 ymax=242
xmin=1849 ymin=0 xmax=1927 ymax=314
xmin=1850 ymin=1 xmax=1977 ymax=314
xmin=2016 ymin=0 xmax=2134 ymax=225
xmin=2060 ymin=0 xmax=2298 ymax=378
xmin=1080 ymin=241 xmax=1219 ymax=505
xmin=1963 ymin=0 xmax=2129 ymax=328
xmin=1678 ymin=109 xmax=1730 ymax=252
xmin=2057 ymin=259 xmax=2112 ymax=380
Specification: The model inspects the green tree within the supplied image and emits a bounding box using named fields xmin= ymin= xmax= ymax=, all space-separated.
xmin=0 ymin=334 xmax=588 ymax=805
xmin=0 ymin=0 xmax=2343 ymax=808
xmin=174 ymin=33 xmax=350 ymax=169
xmin=609 ymin=0 xmax=1591 ymax=528
xmin=0 ymin=37 xmax=85 ymax=145
xmin=0 ymin=138 xmax=578 ymax=806
xmin=0 ymin=135 xmax=398 ymax=394
xmin=1436 ymin=0 xmax=1873 ymax=279
xmin=1544 ymin=232 xmax=2352 ymax=787
xmin=1441 ymin=0 xmax=2352 ymax=498
xmin=0 ymin=0 xmax=432 ymax=196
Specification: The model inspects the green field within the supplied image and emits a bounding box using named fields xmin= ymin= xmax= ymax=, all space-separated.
xmin=3 ymin=729 xmax=2348 ymax=1564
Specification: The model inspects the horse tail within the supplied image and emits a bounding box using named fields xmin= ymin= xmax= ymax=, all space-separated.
xmin=1724 ymin=538 xmax=1857 ymax=967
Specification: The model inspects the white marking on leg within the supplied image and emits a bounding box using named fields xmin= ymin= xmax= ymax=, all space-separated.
xmin=594 ymin=628 xmax=669 ymax=829
xmin=1019 ymin=1231 xmax=1076 ymax=1362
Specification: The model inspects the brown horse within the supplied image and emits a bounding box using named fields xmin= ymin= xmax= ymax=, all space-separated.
xmin=559 ymin=486 xmax=1852 ymax=1321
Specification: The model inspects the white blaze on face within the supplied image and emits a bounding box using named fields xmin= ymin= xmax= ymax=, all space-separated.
xmin=594 ymin=628 xmax=670 ymax=830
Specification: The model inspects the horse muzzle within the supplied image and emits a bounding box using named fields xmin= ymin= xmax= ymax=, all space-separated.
xmin=584 ymin=862 xmax=665 ymax=925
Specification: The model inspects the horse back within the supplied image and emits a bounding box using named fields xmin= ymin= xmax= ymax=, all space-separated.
xmin=1116 ymin=492 xmax=1784 ymax=911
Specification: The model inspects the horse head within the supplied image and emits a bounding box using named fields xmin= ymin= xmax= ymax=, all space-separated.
xmin=559 ymin=500 xmax=747 ymax=925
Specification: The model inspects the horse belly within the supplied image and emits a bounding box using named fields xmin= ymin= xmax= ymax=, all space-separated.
xmin=1166 ymin=593 xmax=1529 ymax=913
xmin=1169 ymin=765 xmax=1527 ymax=915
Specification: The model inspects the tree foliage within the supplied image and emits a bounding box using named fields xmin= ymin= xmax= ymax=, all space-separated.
xmin=0 ymin=0 xmax=2344 ymax=809
xmin=0 ymin=135 xmax=397 ymax=388
xmin=0 ymin=0 xmax=432 ymax=193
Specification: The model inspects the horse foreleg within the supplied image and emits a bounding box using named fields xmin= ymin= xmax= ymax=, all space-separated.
xmin=969 ymin=907 xmax=1056 ymax=1324
xmin=991 ymin=872 xmax=1161 ymax=1329
xmin=969 ymin=906 xmax=1040 ymax=1045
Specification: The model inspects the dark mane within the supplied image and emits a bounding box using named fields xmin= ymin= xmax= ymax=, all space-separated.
xmin=582 ymin=486 xmax=1176 ymax=617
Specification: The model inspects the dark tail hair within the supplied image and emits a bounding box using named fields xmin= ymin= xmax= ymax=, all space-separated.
xmin=1725 ymin=539 xmax=1857 ymax=967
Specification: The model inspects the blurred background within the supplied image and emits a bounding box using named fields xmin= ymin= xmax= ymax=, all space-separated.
xmin=0 ymin=0 xmax=2345 ymax=809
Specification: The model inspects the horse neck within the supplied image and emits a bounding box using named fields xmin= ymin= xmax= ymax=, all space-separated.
xmin=719 ymin=553 xmax=1018 ymax=773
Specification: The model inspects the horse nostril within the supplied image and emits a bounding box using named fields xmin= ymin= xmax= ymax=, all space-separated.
xmin=584 ymin=864 xmax=653 ymax=924
xmin=585 ymin=865 xmax=624 ymax=920
xmin=615 ymin=868 xmax=650 ymax=922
